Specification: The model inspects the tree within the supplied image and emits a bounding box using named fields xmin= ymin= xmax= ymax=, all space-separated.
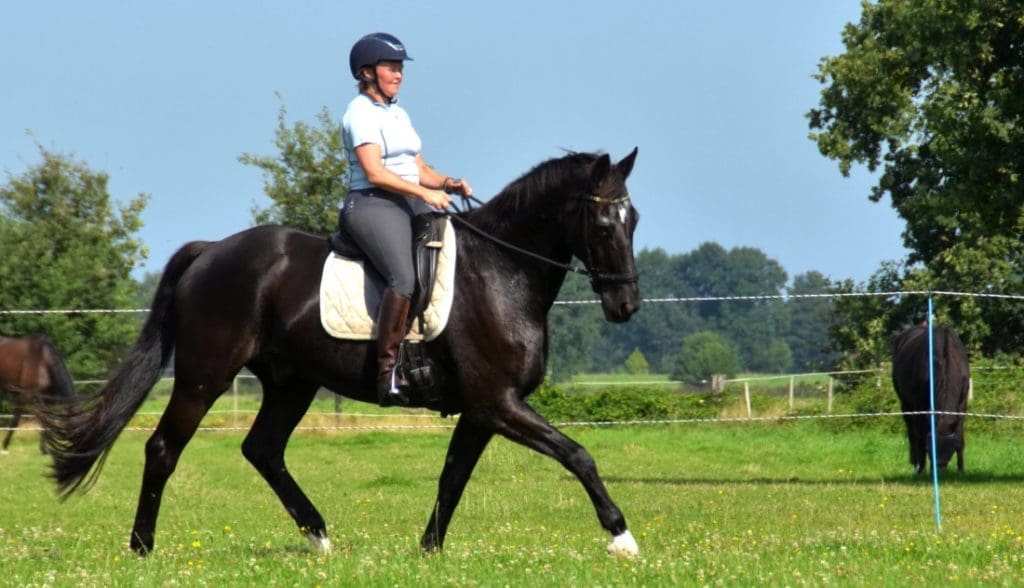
xmin=809 ymin=0 xmax=1024 ymax=266
xmin=601 ymin=247 xmax=700 ymax=372
xmin=677 ymin=243 xmax=789 ymax=370
xmin=809 ymin=1 xmax=1024 ymax=358
xmin=785 ymin=271 xmax=838 ymax=371
xmin=747 ymin=339 xmax=792 ymax=374
xmin=828 ymin=261 xmax=908 ymax=371
xmin=623 ymin=348 xmax=649 ymax=375
xmin=548 ymin=270 xmax=603 ymax=381
xmin=670 ymin=331 xmax=741 ymax=385
xmin=0 ymin=145 xmax=148 ymax=378
xmin=239 ymin=103 xmax=347 ymax=234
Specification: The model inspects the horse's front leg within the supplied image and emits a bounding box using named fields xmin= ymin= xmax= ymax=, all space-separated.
xmin=420 ymin=417 xmax=493 ymax=552
xmin=487 ymin=395 xmax=638 ymax=557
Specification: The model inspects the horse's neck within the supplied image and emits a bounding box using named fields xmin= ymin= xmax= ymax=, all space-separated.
xmin=469 ymin=184 xmax=576 ymax=262
xmin=461 ymin=193 xmax=575 ymax=315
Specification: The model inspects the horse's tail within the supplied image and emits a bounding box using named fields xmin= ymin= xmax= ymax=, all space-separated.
xmin=42 ymin=241 xmax=211 ymax=499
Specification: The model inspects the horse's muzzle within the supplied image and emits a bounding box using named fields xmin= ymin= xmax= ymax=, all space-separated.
xmin=599 ymin=285 xmax=641 ymax=323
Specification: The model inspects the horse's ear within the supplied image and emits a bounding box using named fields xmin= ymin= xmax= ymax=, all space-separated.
xmin=589 ymin=153 xmax=612 ymax=185
xmin=617 ymin=147 xmax=638 ymax=180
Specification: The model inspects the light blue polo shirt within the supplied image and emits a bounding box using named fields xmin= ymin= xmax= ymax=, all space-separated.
xmin=342 ymin=93 xmax=422 ymax=191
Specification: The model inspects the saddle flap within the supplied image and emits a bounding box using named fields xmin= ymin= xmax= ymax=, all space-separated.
xmin=319 ymin=218 xmax=457 ymax=342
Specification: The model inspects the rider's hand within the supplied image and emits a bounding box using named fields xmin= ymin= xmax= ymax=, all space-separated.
xmin=425 ymin=189 xmax=451 ymax=209
xmin=447 ymin=178 xmax=473 ymax=198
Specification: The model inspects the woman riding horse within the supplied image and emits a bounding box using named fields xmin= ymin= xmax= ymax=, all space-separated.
xmin=341 ymin=32 xmax=474 ymax=407
xmin=41 ymin=147 xmax=642 ymax=557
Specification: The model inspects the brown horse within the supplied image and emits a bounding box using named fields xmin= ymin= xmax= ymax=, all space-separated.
xmin=0 ymin=333 xmax=76 ymax=453
xmin=892 ymin=324 xmax=970 ymax=473
xmin=40 ymin=149 xmax=643 ymax=556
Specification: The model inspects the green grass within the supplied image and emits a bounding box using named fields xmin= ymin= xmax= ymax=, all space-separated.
xmin=2 ymin=423 xmax=1023 ymax=586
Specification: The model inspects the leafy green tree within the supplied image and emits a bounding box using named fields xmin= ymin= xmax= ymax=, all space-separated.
xmin=0 ymin=146 xmax=148 ymax=378
xmin=809 ymin=0 xmax=1024 ymax=266
xmin=600 ymin=247 xmax=700 ymax=372
xmin=786 ymin=271 xmax=838 ymax=371
xmin=623 ymin=348 xmax=649 ymax=375
xmin=748 ymin=339 xmax=792 ymax=374
xmin=132 ymin=271 xmax=162 ymax=310
xmin=809 ymin=1 xmax=1024 ymax=359
xmin=677 ymin=243 xmax=789 ymax=370
xmin=670 ymin=330 xmax=741 ymax=385
xmin=240 ymin=103 xmax=347 ymax=234
xmin=828 ymin=261 xmax=908 ymax=371
xmin=548 ymin=271 xmax=603 ymax=381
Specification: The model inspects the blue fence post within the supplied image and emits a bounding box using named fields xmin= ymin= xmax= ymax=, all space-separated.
xmin=927 ymin=295 xmax=942 ymax=532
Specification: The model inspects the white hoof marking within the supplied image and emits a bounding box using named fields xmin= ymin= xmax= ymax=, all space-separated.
xmin=607 ymin=530 xmax=639 ymax=557
xmin=306 ymin=533 xmax=332 ymax=554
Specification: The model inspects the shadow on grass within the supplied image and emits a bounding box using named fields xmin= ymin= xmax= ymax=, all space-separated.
xmin=602 ymin=471 xmax=1024 ymax=487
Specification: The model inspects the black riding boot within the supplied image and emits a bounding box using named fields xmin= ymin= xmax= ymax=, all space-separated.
xmin=375 ymin=289 xmax=412 ymax=407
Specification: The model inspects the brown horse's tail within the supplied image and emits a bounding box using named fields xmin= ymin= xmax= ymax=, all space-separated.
xmin=41 ymin=241 xmax=211 ymax=499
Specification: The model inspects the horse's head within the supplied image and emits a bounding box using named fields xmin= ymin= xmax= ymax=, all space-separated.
xmin=927 ymin=430 xmax=963 ymax=469
xmin=570 ymin=148 xmax=642 ymax=323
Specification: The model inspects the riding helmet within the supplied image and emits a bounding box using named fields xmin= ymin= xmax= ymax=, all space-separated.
xmin=349 ymin=32 xmax=413 ymax=80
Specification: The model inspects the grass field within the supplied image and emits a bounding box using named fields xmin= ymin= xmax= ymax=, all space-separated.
xmin=1 ymin=421 xmax=1023 ymax=586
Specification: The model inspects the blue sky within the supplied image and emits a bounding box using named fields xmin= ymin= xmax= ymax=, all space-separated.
xmin=2 ymin=1 xmax=906 ymax=284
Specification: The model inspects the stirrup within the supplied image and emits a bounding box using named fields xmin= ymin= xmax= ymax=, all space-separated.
xmin=378 ymin=367 xmax=411 ymax=407
xmin=379 ymin=388 xmax=410 ymax=407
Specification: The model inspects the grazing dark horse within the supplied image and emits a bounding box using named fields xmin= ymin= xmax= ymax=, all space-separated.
xmin=0 ymin=334 xmax=76 ymax=453
xmin=40 ymin=149 xmax=643 ymax=556
xmin=891 ymin=324 xmax=970 ymax=474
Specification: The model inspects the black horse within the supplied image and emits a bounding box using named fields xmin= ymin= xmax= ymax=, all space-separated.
xmin=41 ymin=149 xmax=643 ymax=556
xmin=0 ymin=333 xmax=76 ymax=454
xmin=891 ymin=323 xmax=970 ymax=473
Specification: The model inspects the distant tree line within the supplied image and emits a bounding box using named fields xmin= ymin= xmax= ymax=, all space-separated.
xmin=548 ymin=245 xmax=837 ymax=382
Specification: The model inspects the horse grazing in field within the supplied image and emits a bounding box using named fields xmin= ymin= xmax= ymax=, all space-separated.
xmin=891 ymin=324 xmax=970 ymax=474
xmin=40 ymin=149 xmax=643 ymax=556
xmin=0 ymin=333 xmax=76 ymax=453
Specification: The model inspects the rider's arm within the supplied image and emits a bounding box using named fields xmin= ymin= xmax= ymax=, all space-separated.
xmin=416 ymin=155 xmax=474 ymax=197
xmin=354 ymin=143 xmax=450 ymax=209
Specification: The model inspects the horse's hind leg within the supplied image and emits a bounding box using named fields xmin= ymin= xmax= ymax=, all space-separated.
xmin=2 ymin=405 xmax=22 ymax=453
xmin=420 ymin=418 xmax=493 ymax=552
xmin=130 ymin=378 xmax=221 ymax=554
xmin=240 ymin=376 xmax=326 ymax=551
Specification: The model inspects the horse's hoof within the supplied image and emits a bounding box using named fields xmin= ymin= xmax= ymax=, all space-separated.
xmin=607 ymin=530 xmax=639 ymax=557
xmin=305 ymin=531 xmax=332 ymax=554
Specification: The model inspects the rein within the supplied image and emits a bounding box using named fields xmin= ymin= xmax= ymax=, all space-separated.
xmin=446 ymin=193 xmax=639 ymax=288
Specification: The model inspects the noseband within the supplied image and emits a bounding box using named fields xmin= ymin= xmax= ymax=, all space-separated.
xmin=447 ymin=193 xmax=639 ymax=290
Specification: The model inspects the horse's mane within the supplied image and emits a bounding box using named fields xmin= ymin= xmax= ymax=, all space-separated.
xmin=465 ymin=151 xmax=601 ymax=228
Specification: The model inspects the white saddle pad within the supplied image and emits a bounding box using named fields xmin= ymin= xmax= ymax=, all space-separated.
xmin=319 ymin=219 xmax=456 ymax=342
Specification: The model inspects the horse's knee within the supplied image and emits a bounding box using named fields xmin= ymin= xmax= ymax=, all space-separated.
xmin=241 ymin=438 xmax=262 ymax=467
xmin=241 ymin=437 xmax=280 ymax=472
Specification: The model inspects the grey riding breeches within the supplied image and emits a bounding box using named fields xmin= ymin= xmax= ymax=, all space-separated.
xmin=339 ymin=189 xmax=433 ymax=297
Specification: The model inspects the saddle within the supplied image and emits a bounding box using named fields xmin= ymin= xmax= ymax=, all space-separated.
xmin=322 ymin=213 xmax=455 ymax=407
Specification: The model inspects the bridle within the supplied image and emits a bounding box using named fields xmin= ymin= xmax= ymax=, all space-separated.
xmin=576 ymin=193 xmax=640 ymax=288
xmin=447 ymin=192 xmax=639 ymax=290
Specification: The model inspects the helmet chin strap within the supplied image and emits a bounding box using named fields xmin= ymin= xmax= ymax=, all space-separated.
xmin=364 ymin=71 xmax=395 ymax=104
